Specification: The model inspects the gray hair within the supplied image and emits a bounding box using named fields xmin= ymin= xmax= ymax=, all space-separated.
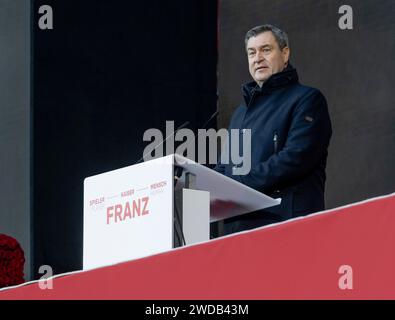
xmin=245 ymin=24 xmax=289 ymax=50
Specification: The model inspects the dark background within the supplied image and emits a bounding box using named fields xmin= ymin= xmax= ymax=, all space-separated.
xmin=218 ymin=0 xmax=395 ymax=210
xmin=32 ymin=0 xmax=217 ymax=278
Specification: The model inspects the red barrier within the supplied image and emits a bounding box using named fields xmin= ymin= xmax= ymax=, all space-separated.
xmin=1 ymin=193 xmax=394 ymax=299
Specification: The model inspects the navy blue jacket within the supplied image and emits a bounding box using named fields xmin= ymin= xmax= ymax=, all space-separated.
xmin=215 ymin=65 xmax=332 ymax=223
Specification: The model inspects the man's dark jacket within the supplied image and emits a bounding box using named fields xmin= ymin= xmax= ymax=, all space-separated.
xmin=215 ymin=65 xmax=332 ymax=231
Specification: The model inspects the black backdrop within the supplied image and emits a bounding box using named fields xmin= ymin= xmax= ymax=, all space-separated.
xmin=32 ymin=0 xmax=217 ymax=278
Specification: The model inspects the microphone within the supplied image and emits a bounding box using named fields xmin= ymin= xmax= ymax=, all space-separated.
xmin=134 ymin=120 xmax=190 ymax=165
xmin=135 ymin=108 xmax=219 ymax=165
xmin=138 ymin=109 xmax=219 ymax=247
xmin=173 ymin=108 xmax=219 ymax=247
xmin=200 ymin=109 xmax=219 ymax=131
xmin=135 ymin=120 xmax=191 ymax=247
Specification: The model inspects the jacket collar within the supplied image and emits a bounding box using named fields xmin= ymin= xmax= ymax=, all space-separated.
xmin=242 ymin=64 xmax=299 ymax=107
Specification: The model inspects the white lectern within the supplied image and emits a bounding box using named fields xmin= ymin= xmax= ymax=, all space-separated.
xmin=83 ymin=154 xmax=280 ymax=270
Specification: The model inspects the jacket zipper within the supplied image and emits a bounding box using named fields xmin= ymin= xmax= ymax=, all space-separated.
xmin=273 ymin=132 xmax=278 ymax=154
xmin=247 ymin=88 xmax=258 ymax=108
xmin=241 ymin=88 xmax=258 ymax=133
xmin=239 ymin=88 xmax=258 ymax=159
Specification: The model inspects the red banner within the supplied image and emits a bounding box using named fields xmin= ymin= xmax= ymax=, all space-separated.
xmin=1 ymin=193 xmax=394 ymax=299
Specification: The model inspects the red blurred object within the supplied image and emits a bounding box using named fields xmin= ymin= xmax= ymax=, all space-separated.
xmin=0 ymin=234 xmax=25 ymax=288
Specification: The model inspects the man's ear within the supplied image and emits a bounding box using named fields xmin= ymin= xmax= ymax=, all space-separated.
xmin=282 ymin=47 xmax=290 ymax=66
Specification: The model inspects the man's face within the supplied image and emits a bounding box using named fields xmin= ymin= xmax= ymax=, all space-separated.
xmin=246 ymin=31 xmax=290 ymax=87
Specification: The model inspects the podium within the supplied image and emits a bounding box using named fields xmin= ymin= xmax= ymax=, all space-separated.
xmin=83 ymin=154 xmax=280 ymax=270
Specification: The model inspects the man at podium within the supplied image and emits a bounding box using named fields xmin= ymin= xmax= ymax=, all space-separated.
xmin=214 ymin=24 xmax=332 ymax=234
